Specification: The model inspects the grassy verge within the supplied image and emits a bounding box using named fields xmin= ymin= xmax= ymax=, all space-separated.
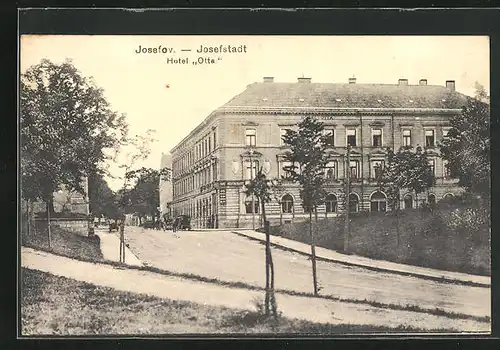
xmin=21 ymin=225 xmax=103 ymax=262
xmin=268 ymin=203 xmax=490 ymax=276
xmin=21 ymin=244 xmax=490 ymax=324
xmin=21 ymin=268 xmax=456 ymax=335
xmin=232 ymin=231 xmax=489 ymax=288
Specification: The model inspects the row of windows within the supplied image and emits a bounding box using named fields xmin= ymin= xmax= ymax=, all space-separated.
xmin=244 ymin=191 xmax=454 ymax=214
xmin=174 ymin=163 xmax=218 ymax=196
xmin=244 ymin=126 xmax=451 ymax=148
xmin=243 ymin=158 xmax=451 ymax=181
xmin=173 ymin=129 xmax=217 ymax=176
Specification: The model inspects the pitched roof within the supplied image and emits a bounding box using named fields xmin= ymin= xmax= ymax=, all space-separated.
xmin=221 ymin=82 xmax=469 ymax=110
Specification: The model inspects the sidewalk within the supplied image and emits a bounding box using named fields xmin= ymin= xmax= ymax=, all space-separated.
xmin=95 ymin=230 xmax=142 ymax=267
xmin=232 ymin=230 xmax=491 ymax=287
xmin=21 ymin=247 xmax=489 ymax=332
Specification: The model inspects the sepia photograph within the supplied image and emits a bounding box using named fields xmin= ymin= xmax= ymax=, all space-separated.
xmin=19 ymin=34 xmax=491 ymax=336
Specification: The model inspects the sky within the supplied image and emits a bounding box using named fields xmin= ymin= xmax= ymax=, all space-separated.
xmin=20 ymin=35 xmax=490 ymax=191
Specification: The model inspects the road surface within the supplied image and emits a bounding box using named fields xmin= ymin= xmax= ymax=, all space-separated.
xmin=122 ymin=227 xmax=490 ymax=320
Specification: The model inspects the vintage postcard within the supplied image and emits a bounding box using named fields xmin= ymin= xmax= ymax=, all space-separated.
xmin=19 ymin=32 xmax=491 ymax=336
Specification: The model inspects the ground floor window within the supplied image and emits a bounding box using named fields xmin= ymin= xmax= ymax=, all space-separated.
xmin=325 ymin=193 xmax=337 ymax=212
xmin=349 ymin=193 xmax=359 ymax=213
xmin=245 ymin=195 xmax=259 ymax=214
xmin=443 ymin=193 xmax=454 ymax=200
xmin=428 ymin=194 xmax=436 ymax=206
xmin=370 ymin=191 xmax=387 ymax=212
xmin=281 ymin=194 xmax=294 ymax=213
xmin=404 ymin=194 xmax=413 ymax=209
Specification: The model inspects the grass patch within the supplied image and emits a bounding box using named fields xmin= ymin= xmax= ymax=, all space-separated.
xmin=21 ymin=225 xmax=103 ymax=262
xmin=21 ymin=268 xmax=457 ymax=335
xmin=269 ymin=200 xmax=490 ymax=276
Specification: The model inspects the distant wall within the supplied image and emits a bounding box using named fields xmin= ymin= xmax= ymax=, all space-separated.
xmin=35 ymin=217 xmax=90 ymax=236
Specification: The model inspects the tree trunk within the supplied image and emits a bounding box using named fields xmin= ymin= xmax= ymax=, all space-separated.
xmin=396 ymin=190 xmax=400 ymax=247
xmin=269 ymin=242 xmax=277 ymax=318
xmin=262 ymin=200 xmax=270 ymax=316
xmin=46 ymin=200 xmax=52 ymax=249
xmin=310 ymin=210 xmax=318 ymax=296
xmin=26 ymin=199 xmax=31 ymax=236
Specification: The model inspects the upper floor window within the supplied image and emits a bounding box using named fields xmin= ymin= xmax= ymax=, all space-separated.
xmin=325 ymin=161 xmax=337 ymax=180
xmin=323 ymin=128 xmax=335 ymax=147
xmin=246 ymin=129 xmax=256 ymax=146
xmin=403 ymin=129 xmax=411 ymax=147
xmin=442 ymin=127 xmax=451 ymax=139
xmin=213 ymin=130 xmax=217 ymax=149
xmin=349 ymin=160 xmax=359 ymax=180
xmin=280 ymin=128 xmax=289 ymax=146
xmin=245 ymin=160 xmax=259 ymax=180
xmin=371 ymin=160 xmax=385 ymax=179
xmin=425 ymin=130 xmax=435 ymax=147
xmin=428 ymin=159 xmax=435 ymax=176
xmin=371 ymin=128 xmax=382 ymax=147
xmin=443 ymin=160 xmax=452 ymax=179
xmin=280 ymin=161 xmax=295 ymax=180
xmin=208 ymin=136 xmax=212 ymax=153
xmin=347 ymin=128 xmax=357 ymax=147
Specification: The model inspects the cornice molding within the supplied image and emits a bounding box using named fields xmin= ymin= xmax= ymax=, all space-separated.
xmin=217 ymin=106 xmax=463 ymax=116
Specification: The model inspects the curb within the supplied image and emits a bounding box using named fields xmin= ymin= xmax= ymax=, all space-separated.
xmin=230 ymin=231 xmax=490 ymax=289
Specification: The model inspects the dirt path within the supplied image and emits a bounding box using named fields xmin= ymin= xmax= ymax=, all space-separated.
xmin=21 ymin=247 xmax=489 ymax=333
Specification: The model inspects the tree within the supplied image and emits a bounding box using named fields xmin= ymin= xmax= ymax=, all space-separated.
xmin=381 ymin=146 xmax=435 ymax=208
xmin=20 ymin=59 xmax=128 ymax=246
xmin=440 ymin=86 xmax=490 ymax=197
xmin=245 ymin=169 xmax=279 ymax=318
xmin=88 ymin=172 xmax=119 ymax=221
xmin=123 ymin=167 xmax=171 ymax=224
xmin=282 ymin=116 xmax=329 ymax=296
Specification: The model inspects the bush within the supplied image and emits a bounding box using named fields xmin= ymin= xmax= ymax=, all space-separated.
xmin=271 ymin=201 xmax=490 ymax=276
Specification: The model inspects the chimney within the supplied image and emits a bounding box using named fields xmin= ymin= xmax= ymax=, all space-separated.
xmin=297 ymin=77 xmax=312 ymax=84
xmin=348 ymin=77 xmax=357 ymax=84
xmin=446 ymin=80 xmax=455 ymax=91
xmin=263 ymin=77 xmax=274 ymax=83
xmin=419 ymin=79 xmax=428 ymax=86
xmin=398 ymin=78 xmax=409 ymax=86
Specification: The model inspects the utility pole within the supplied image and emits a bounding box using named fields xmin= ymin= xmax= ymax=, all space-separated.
xmin=344 ymin=145 xmax=351 ymax=253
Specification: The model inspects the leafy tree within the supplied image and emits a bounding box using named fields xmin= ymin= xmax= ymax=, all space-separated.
xmin=282 ymin=116 xmax=329 ymax=296
xmin=123 ymin=167 xmax=171 ymax=225
xmin=381 ymin=146 xmax=435 ymax=207
xmin=440 ymin=86 xmax=490 ymax=197
xmin=245 ymin=168 xmax=279 ymax=318
xmin=88 ymin=172 xmax=119 ymax=221
xmin=20 ymin=59 xmax=128 ymax=246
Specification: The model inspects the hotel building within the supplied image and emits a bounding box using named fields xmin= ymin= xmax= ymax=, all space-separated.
xmin=169 ymin=77 xmax=467 ymax=229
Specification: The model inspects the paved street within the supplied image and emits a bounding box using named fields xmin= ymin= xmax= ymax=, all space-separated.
xmin=122 ymin=227 xmax=490 ymax=319
xmin=21 ymin=247 xmax=489 ymax=332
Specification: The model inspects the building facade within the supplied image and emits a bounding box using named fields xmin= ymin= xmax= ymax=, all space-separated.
xmin=31 ymin=177 xmax=90 ymax=215
xmin=170 ymin=77 xmax=468 ymax=229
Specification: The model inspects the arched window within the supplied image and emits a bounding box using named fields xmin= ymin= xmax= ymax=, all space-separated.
xmin=349 ymin=193 xmax=359 ymax=213
xmin=370 ymin=191 xmax=387 ymax=212
xmin=245 ymin=195 xmax=259 ymax=214
xmin=281 ymin=194 xmax=294 ymax=213
xmin=404 ymin=194 xmax=413 ymax=209
xmin=325 ymin=193 xmax=337 ymax=213
xmin=428 ymin=194 xmax=436 ymax=206
xmin=443 ymin=193 xmax=454 ymax=200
